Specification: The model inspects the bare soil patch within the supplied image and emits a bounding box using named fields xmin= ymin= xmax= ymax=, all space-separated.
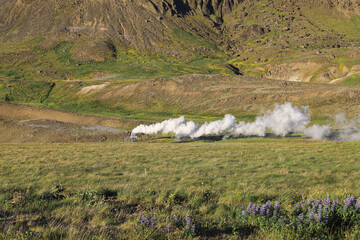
xmin=0 ymin=102 xmax=137 ymax=143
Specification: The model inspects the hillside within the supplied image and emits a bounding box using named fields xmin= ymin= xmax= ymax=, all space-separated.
xmin=0 ymin=0 xmax=359 ymax=83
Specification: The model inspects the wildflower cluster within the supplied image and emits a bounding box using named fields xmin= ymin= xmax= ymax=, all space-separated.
xmin=135 ymin=213 xmax=158 ymax=238
xmin=238 ymin=200 xmax=284 ymax=228
xmin=292 ymin=195 xmax=360 ymax=227
xmin=169 ymin=215 xmax=197 ymax=236
xmin=236 ymin=195 xmax=360 ymax=238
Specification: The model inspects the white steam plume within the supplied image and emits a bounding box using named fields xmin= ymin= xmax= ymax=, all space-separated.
xmin=131 ymin=116 xmax=192 ymax=136
xmin=131 ymin=103 xmax=323 ymax=139
xmin=334 ymin=114 xmax=360 ymax=141
xmin=232 ymin=103 xmax=310 ymax=137
xmin=131 ymin=103 xmax=360 ymax=141
xmin=304 ymin=125 xmax=331 ymax=140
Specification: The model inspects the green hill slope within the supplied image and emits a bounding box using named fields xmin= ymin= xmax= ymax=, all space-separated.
xmin=0 ymin=0 xmax=359 ymax=83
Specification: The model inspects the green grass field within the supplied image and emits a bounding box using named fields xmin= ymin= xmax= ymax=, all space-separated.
xmin=1 ymin=138 xmax=360 ymax=239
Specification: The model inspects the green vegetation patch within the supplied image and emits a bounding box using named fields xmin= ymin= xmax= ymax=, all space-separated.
xmin=0 ymin=80 xmax=55 ymax=103
xmin=343 ymin=74 xmax=360 ymax=85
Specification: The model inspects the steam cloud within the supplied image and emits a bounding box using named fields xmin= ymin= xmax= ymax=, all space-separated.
xmin=333 ymin=113 xmax=360 ymax=141
xmin=131 ymin=103 xmax=360 ymax=141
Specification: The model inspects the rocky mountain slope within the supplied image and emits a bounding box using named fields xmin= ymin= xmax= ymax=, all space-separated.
xmin=0 ymin=0 xmax=359 ymax=83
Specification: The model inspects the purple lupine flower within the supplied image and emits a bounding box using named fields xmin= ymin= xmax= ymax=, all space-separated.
xmin=252 ymin=204 xmax=258 ymax=212
xmin=266 ymin=208 xmax=270 ymax=217
xmin=166 ymin=224 xmax=170 ymax=233
xmin=312 ymin=199 xmax=320 ymax=209
xmin=241 ymin=210 xmax=246 ymax=217
xmin=260 ymin=205 xmax=266 ymax=216
xmin=331 ymin=201 xmax=337 ymax=212
xmin=318 ymin=205 xmax=322 ymax=214
xmin=344 ymin=195 xmax=355 ymax=210
xmin=323 ymin=204 xmax=328 ymax=213
xmin=173 ymin=215 xmax=178 ymax=224
xmin=309 ymin=212 xmax=314 ymax=220
xmin=151 ymin=217 xmax=156 ymax=228
xmin=253 ymin=211 xmax=256 ymax=218
xmin=299 ymin=201 xmax=304 ymax=208
xmin=266 ymin=201 xmax=272 ymax=209
xmin=273 ymin=212 xmax=277 ymax=218
xmin=294 ymin=203 xmax=299 ymax=211
xmin=307 ymin=198 xmax=313 ymax=205
xmin=274 ymin=202 xmax=280 ymax=211
xmin=324 ymin=214 xmax=329 ymax=225
xmin=247 ymin=202 xmax=252 ymax=213
xmin=298 ymin=213 xmax=304 ymax=224
xmin=324 ymin=195 xmax=331 ymax=206
xmin=315 ymin=213 xmax=321 ymax=224
xmin=191 ymin=224 xmax=196 ymax=234
xmin=186 ymin=217 xmax=191 ymax=230
xmin=141 ymin=216 xmax=149 ymax=225
xmin=355 ymin=199 xmax=360 ymax=211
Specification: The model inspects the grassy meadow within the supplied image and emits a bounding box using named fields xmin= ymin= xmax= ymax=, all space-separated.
xmin=1 ymin=138 xmax=360 ymax=239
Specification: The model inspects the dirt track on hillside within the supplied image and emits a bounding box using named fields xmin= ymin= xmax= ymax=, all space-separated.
xmin=0 ymin=102 xmax=138 ymax=127
xmin=0 ymin=102 xmax=139 ymax=143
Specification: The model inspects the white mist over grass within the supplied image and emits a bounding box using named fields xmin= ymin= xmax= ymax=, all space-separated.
xmin=130 ymin=102 xmax=360 ymax=141
xmin=334 ymin=114 xmax=360 ymax=141
xmin=304 ymin=125 xmax=331 ymax=140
